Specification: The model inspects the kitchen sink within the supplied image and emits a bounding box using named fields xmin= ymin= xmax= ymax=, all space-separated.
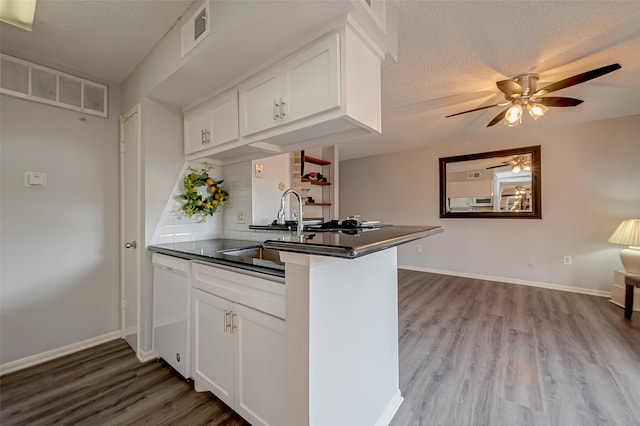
xmin=219 ymin=246 xmax=284 ymax=269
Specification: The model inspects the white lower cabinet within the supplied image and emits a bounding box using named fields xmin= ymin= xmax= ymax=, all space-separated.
xmin=191 ymin=263 xmax=286 ymax=426
xmin=192 ymin=289 xmax=235 ymax=406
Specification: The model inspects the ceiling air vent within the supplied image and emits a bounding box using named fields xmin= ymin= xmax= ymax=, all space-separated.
xmin=0 ymin=54 xmax=108 ymax=117
xmin=181 ymin=2 xmax=210 ymax=58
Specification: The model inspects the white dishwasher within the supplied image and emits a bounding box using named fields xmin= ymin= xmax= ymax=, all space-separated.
xmin=152 ymin=253 xmax=191 ymax=378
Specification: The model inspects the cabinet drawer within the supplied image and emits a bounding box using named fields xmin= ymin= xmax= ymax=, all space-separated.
xmin=192 ymin=262 xmax=285 ymax=320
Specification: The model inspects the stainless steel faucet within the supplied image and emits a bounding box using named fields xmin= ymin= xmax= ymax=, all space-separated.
xmin=277 ymin=189 xmax=304 ymax=236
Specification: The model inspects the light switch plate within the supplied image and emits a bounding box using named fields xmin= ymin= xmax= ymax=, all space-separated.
xmin=24 ymin=172 xmax=47 ymax=187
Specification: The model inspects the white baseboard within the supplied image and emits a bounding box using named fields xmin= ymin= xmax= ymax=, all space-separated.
xmin=138 ymin=349 xmax=159 ymax=363
xmin=399 ymin=265 xmax=610 ymax=298
xmin=376 ymin=389 xmax=403 ymax=426
xmin=0 ymin=330 xmax=122 ymax=376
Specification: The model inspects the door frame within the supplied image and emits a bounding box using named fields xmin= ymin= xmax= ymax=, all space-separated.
xmin=119 ymin=104 xmax=142 ymax=354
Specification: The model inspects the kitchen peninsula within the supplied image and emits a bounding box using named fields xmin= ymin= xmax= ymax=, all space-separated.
xmin=149 ymin=225 xmax=443 ymax=425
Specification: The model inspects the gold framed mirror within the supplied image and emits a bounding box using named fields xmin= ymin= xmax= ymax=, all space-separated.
xmin=439 ymin=145 xmax=541 ymax=219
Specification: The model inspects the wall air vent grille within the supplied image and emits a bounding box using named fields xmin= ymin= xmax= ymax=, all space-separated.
xmin=467 ymin=171 xmax=482 ymax=180
xmin=0 ymin=54 xmax=108 ymax=118
xmin=181 ymin=2 xmax=210 ymax=58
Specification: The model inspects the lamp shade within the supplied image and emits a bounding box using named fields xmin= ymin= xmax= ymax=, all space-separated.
xmin=608 ymin=219 xmax=640 ymax=246
xmin=608 ymin=219 xmax=640 ymax=274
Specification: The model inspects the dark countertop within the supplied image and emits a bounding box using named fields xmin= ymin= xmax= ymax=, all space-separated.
xmin=262 ymin=225 xmax=444 ymax=258
xmin=149 ymin=239 xmax=285 ymax=278
xmin=148 ymin=226 xmax=444 ymax=276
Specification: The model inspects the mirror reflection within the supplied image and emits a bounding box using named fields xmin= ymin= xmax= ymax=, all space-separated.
xmin=439 ymin=146 xmax=541 ymax=218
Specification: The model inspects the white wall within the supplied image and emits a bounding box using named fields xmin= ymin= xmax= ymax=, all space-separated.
xmin=251 ymin=154 xmax=292 ymax=226
xmin=0 ymin=91 xmax=121 ymax=365
xmin=340 ymin=115 xmax=640 ymax=293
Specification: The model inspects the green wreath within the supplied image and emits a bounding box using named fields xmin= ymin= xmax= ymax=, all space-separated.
xmin=179 ymin=165 xmax=228 ymax=222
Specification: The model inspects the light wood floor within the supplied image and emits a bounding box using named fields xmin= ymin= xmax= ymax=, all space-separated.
xmin=1 ymin=271 xmax=639 ymax=425
xmin=391 ymin=270 xmax=640 ymax=426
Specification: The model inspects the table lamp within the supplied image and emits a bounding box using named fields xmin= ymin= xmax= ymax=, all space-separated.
xmin=608 ymin=219 xmax=640 ymax=274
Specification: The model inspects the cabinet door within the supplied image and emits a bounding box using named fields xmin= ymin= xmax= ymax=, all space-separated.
xmin=184 ymin=109 xmax=212 ymax=155
xmin=192 ymin=289 xmax=235 ymax=407
xmin=233 ymin=304 xmax=287 ymax=426
xmin=209 ymin=90 xmax=239 ymax=146
xmin=185 ymin=91 xmax=239 ymax=155
xmin=282 ymin=33 xmax=341 ymax=125
xmin=238 ymin=70 xmax=281 ymax=137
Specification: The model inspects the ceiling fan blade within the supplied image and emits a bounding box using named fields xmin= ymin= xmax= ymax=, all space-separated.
xmin=487 ymin=107 xmax=509 ymax=127
xmin=486 ymin=163 xmax=508 ymax=169
xmin=445 ymin=103 xmax=503 ymax=118
xmin=496 ymin=78 xmax=523 ymax=98
xmin=539 ymin=97 xmax=584 ymax=107
xmin=535 ymin=63 xmax=621 ymax=95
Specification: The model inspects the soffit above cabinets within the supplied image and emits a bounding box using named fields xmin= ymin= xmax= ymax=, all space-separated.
xmin=150 ymin=1 xmax=397 ymax=110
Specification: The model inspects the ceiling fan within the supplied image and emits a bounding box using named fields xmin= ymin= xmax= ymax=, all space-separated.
xmin=446 ymin=63 xmax=622 ymax=127
xmin=486 ymin=155 xmax=531 ymax=173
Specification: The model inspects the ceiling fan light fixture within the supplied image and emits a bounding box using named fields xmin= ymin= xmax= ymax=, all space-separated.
xmin=527 ymin=102 xmax=548 ymax=120
xmin=511 ymin=163 xmax=522 ymax=174
xmin=504 ymin=104 xmax=522 ymax=126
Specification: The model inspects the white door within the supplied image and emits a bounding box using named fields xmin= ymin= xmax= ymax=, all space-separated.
xmin=234 ymin=303 xmax=287 ymax=426
xmin=282 ymin=33 xmax=341 ymax=124
xmin=184 ymin=109 xmax=211 ymax=155
xmin=192 ymin=289 xmax=235 ymax=408
xmin=209 ymin=90 xmax=239 ymax=145
xmin=120 ymin=105 xmax=142 ymax=353
xmin=238 ymin=70 xmax=281 ymax=137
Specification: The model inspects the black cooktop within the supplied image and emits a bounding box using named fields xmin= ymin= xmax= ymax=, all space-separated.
xmin=249 ymin=219 xmax=387 ymax=234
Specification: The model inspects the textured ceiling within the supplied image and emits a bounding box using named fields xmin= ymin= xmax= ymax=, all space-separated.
xmin=341 ymin=0 xmax=640 ymax=160
xmin=0 ymin=0 xmax=192 ymax=82
xmin=1 ymin=1 xmax=639 ymax=161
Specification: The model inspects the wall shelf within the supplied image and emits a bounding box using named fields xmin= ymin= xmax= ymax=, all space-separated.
xmin=303 ymin=155 xmax=331 ymax=166
xmin=301 ymin=178 xmax=331 ymax=186
xmin=300 ymin=148 xmax=336 ymax=221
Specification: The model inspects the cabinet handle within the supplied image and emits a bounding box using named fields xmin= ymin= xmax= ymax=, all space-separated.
xmin=273 ymin=98 xmax=280 ymax=120
xmin=280 ymin=97 xmax=286 ymax=117
xmin=201 ymin=129 xmax=211 ymax=145
xmin=231 ymin=312 xmax=238 ymax=333
xmin=224 ymin=310 xmax=231 ymax=333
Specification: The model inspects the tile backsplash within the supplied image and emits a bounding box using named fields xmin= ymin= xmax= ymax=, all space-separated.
xmin=151 ymin=160 xmax=258 ymax=244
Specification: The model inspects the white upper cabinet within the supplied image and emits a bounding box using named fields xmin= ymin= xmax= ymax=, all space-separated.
xmin=184 ymin=16 xmax=383 ymax=163
xmin=282 ymin=33 xmax=341 ymax=125
xmin=239 ymin=34 xmax=340 ymax=137
xmin=184 ymin=89 xmax=239 ymax=155
xmin=238 ymin=70 xmax=281 ymax=136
